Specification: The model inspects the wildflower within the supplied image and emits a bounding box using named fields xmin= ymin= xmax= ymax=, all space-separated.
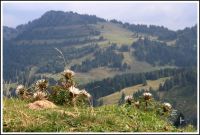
xmin=68 ymin=86 xmax=92 ymax=107
xmin=69 ymin=86 xmax=81 ymax=95
xmin=143 ymin=92 xmax=152 ymax=110
xmin=80 ymin=89 xmax=92 ymax=98
xmin=16 ymin=85 xmax=25 ymax=96
xmin=33 ymin=91 xmax=47 ymax=100
xmin=134 ymin=101 xmax=140 ymax=108
xmin=69 ymin=86 xmax=91 ymax=97
xmin=143 ymin=92 xmax=152 ymax=100
xmin=163 ymin=102 xmax=172 ymax=112
xmin=124 ymin=95 xmax=133 ymax=104
xmin=35 ymin=79 xmax=48 ymax=91
xmin=125 ymin=95 xmax=133 ymax=101
xmin=63 ymin=69 xmax=75 ymax=79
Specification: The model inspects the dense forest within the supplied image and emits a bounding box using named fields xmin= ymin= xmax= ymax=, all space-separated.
xmin=131 ymin=25 xmax=197 ymax=67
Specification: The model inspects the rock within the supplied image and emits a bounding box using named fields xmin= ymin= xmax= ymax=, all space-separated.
xmin=27 ymin=99 xmax=57 ymax=110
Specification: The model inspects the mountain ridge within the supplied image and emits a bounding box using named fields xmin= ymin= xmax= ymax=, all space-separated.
xmin=3 ymin=10 xmax=197 ymax=40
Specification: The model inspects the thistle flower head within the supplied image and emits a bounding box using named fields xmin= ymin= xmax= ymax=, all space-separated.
xmin=143 ymin=92 xmax=152 ymax=100
xmin=33 ymin=91 xmax=47 ymax=100
xmin=124 ymin=95 xmax=133 ymax=105
xmin=134 ymin=101 xmax=140 ymax=108
xmin=69 ymin=86 xmax=81 ymax=95
xmin=134 ymin=101 xmax=140 ymax=105
xmin=163 ymin=102 xmax=172 ymax=112
xmin=63 ymin=69 xmax=75 ymax=79
xmin=35 ymin=79 xmax=48 ymax=91
xmin=16 ymin=85 xmax=25 ymax=95
xmin=68 ymin=86 xmax=91 ymax=99
xmin=124 ymin=95 xmax=133 ymax=101
xmin=80 ymin=89 xmax=91 ymax=98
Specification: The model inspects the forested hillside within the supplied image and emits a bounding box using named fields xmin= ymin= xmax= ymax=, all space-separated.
xmin=3 ymin=11 xmax=197 ymax=84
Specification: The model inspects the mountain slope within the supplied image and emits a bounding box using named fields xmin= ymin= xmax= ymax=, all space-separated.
xmin=3 ymin=11 xmax=171 ymax=83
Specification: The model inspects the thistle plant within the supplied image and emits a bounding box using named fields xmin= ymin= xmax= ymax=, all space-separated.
xmin=16 ymin=85 xmax=26 ymax=98
xmin=15 ymin=85 xmax=31 ymax=100
xmin=46 ymin=68 xmax=92 ymax=107
xmin=35 ymin=79 xmax=48 ymax=91
xmin=61 ymin=69 xmax=75 ymax=89
xmin=68 ymin=82 xmax=92 ymax=107
xmin=33 ymin=79 xmax=49 ymax=101
xmin=143 ymin=92 xmax=152 ymax=110
xmin=162 ymin=102 xmax=172 ymax=113
xmin=124 ymin=95 xmax=133 ymax=105
xmin=134 ymin=101 xmax=140 ymax=108
xmin=33 ymin=91 xmax=47 ymax=101
xmin=15 ymin=68 xmax=92 ymax=108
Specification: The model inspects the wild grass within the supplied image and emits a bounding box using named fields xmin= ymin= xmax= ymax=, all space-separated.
xmin=3 ymin=98 xmax=195 ymax=132
xmin=54 ymin=47 xmax=67 ymax=68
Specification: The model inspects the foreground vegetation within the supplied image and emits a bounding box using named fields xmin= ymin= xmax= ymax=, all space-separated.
xmin=2 ymin=68 xmax=197 ymax=133
xmin=3 ymin=98 xmax=195 ymax=132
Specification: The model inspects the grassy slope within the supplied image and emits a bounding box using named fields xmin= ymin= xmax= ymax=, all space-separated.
xmin=99 ymin=77 xmax=169 ymax=105
xmin=94 ymin=22 xmax=137 ymax=45
xmin=3 ymin=98 xmax=195 ymax=132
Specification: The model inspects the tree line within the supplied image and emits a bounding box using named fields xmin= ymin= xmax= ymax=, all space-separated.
xmin=71 ymin=44 xmax=129 ymax=72
xmin=81 ymin=68 xmax=181 ymax=105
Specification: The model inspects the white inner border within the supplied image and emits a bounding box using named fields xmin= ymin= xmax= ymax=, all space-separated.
xmin=1 ymin=1 xmax=199 ymax=134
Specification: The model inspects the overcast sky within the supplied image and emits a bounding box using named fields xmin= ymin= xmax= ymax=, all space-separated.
xmin=2 ymin=1 xmax=198 ymax=30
